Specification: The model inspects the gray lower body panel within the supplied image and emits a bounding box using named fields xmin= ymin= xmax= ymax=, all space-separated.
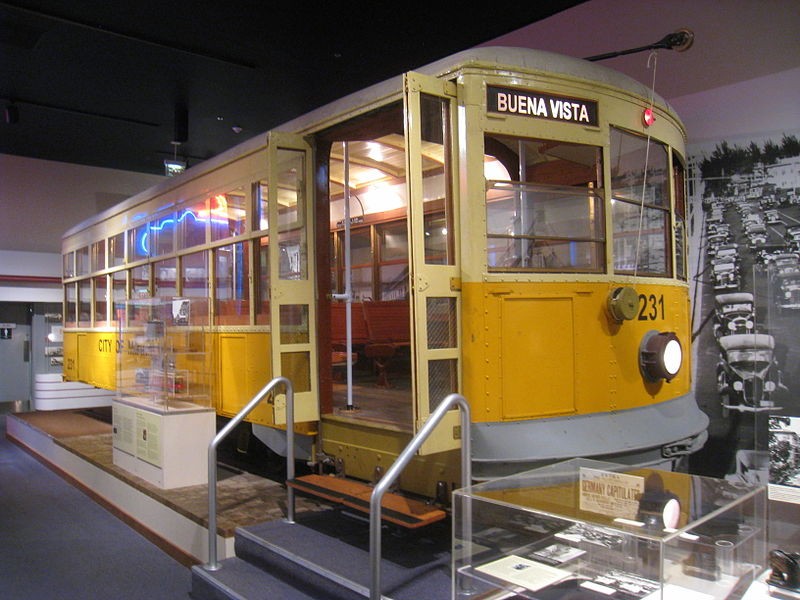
xmin=471 ymin=393 xmax=709 ymax=479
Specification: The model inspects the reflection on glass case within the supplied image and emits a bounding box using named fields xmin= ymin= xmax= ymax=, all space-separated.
xmin=116 ymin=297 xmax=210 ymax=411
xmin=453 ymin=459 xmax=766 ymax=599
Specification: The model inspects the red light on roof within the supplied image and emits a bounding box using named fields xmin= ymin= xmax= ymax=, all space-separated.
xmin=642 ymin=107 xmax=656 ymax=127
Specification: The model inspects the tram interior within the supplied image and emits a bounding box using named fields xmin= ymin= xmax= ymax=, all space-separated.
xmin=326 ymin=131 xmax=417 ymax=430
xmin=322 ymin=111 xmax=609 ymax=432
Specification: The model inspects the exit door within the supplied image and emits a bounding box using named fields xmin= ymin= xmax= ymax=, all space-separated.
xmin=0 ymin=325 xmax=31 ymax=404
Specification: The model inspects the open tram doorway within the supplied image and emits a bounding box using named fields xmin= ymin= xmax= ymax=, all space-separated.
xmin=314 ymin=74 xmax=460 ymax=470
xmin=318 ymin=101 xmax=416 ymax=431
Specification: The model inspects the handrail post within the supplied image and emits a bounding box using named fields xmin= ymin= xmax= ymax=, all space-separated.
xmin=369 ymin=393 xmax=471 ymax=600
xmin=203 ymin=376 xmax=292 ymax=570
xmin=285 ymin=378 xmax=295 ymax=523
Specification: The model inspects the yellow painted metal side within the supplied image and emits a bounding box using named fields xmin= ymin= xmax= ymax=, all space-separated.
xmin=71 ymin=330 xmax=117 ymax=390
xmin=320 ymin=418 xmax=460 ymax=498
xmin=218 ymin=332 xmax=273 ymax=425
xmin=463 ymin=280 xmax=691 ymax=424
xmin=63 ymin=331 xmax=78 ymax=381
xmin=499 ymin=296 xmax=575 ymax=418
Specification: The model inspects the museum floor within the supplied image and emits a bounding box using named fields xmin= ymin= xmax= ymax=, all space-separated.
xmin=4 ymin=405 xmax=332 ymax=560
xmin=4 ymin=402 xmax=800 ymax=600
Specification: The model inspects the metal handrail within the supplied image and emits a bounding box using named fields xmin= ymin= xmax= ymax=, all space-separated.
xmin=369 ymin=393 xmax=471 ymax=600
xmin=203 ymin=376 xmax=293 ymax=571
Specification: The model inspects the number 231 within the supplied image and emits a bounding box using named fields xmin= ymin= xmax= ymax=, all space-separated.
xmin=638 ymin=294 xmax=665 ymax=320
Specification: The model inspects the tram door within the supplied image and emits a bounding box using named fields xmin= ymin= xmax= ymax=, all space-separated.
xmin=404 ymin=72 xmax=462 ymax=453
xmin=267 ymin=134 xmax=318 ymax=424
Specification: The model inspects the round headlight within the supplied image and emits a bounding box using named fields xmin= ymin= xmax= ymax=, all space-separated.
xmin=640 ymin=331 xmax=683 ymax=382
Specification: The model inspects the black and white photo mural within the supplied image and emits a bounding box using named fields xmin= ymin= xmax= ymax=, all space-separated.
xmin=686 ymin=132 xmax=800 ymax=502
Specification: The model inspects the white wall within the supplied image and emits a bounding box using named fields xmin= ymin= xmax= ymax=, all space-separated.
xmin=0 ymin=250 xmax=61 ymax=302
xmin=0 ymin=154 xmax=163 ymax=302
xmin=672 ymin=67 xmax=800 ymax=150
xmin=0 ymin=153 xmax=163 ymax=254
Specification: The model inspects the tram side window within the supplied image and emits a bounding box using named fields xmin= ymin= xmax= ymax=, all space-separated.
xmin=332 ymin=223 xmax=411 ymax=302
xmin=255 ymin=181 xmax=268 ymax=231
xmin=111 ymin=271 xmax=127 ymax=322
xmin=215 ymin=243 xmax=249 ymax=325
xmin=377 ymin=221 xmax=408 ymax=299
xmin=131 ymin=264 xmax=151 ymax=298
xmin=150 ymin=212 xmax=176 ymax=257
xmin=674 ymin=157 xmax=688 ymax=280
xmin=78 ymin=279 xmax=91 ymax=326
xmin=338 ymin=228 xmax=373 ymax=301
xmin=76 ymin=246 xmax=90 ymax=276
xmin=182 ymin=250 xmax=209 ymax=325
xmin=154 ymin=258 xmax=177 ymax=297
xmin=109 ymin=232 xmax=125 ymax=267
xmin=91 ymin=240 xmax=105 ymax=272
xmin=65 ymin=282 xmax=77 ymax=326
xmin=177 ymin=200 xmax=208 ymax=250
xmin=210 ymin=188 xmax=247 ymax=242
xmin=128 ymin=224 xmax=149 ymax=262
xmin=255 ymin=237 xmax=270 ymax=325
xmin=420 ymin=93 xmax=454 ymax=266
xmin=94 ymin=275 xmax=108 ymax=325
xmin=63 ymin=252 xmax=74 ymax=278
xmin=610 ymin=127 xmax=671 ymax=276
xmin=484 ymin=134 xmax=605 ymax=273
xmin=277 ymin=149 xmax=308 ymax=281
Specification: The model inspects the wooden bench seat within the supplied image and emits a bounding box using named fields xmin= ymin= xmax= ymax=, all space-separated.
xmin=362 ymin=300 xmax=410 ymax=387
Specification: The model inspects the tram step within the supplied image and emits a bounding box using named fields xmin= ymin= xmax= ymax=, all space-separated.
xmin=287 ymin=474 xmax=446 ymax=529
xmin=190 ymin=508 xmax=451 ymax=600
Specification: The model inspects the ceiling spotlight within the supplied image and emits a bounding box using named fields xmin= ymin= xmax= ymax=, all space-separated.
xmin=164 ymin=158 xmax=186 ymax=177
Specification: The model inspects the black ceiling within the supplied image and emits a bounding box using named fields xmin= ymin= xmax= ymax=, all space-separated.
xmin=0 ymin=1 xmax=585 ymax=175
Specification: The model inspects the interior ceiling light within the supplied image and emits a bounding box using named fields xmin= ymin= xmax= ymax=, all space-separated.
xmin=640 ymin=331 xmax=682 ymax=382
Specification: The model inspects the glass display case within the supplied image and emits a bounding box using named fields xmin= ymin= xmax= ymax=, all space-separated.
xmin=113 ymin=297 xmax=214 ymax=489
xmin=453 ymin=458 xmax=766 ymax=599
xmin=116 ymin=297 xmax=210 ymax=410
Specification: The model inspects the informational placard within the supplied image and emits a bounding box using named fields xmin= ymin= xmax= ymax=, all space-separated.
xmin=579 ymin=467 xmax=644 ymax=520
xmin=476 ymin=555 xmax=569 ymax=592
xmin=136 ymin=409 xmax=162 ymax=467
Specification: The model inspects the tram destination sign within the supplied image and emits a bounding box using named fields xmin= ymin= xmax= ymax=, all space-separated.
xmin=487 ymin=85 xmax=598 ymax=126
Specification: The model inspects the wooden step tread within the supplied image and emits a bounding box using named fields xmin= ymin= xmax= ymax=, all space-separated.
xmin=287 ymin=474 xmax=446 ymax=529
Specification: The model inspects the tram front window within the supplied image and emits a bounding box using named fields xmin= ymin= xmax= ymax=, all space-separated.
xmin=484 ymin=135 xmax=605 ymax=273
xmin=610 ymin=127 xmax=671 ymax=276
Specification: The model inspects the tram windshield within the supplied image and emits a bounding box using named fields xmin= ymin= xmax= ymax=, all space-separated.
xmin=610 ymin=127 xmax=671 ymax=276
xmin=484 ymin=135 xmax=605 ymax=273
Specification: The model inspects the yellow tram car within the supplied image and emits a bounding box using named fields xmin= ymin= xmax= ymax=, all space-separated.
xmin=61 ymin=47 xmax=708 ymax=499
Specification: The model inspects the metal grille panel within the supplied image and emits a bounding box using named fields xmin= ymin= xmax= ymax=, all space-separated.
xmin=426 ymin=297 xmax=456 ymax=349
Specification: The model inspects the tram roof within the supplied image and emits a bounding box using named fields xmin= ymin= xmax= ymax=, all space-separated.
xmin=64 ymin=46 xmax=676 ymax=240
xmin=277 ymin=46 xmax=675 ymax=134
